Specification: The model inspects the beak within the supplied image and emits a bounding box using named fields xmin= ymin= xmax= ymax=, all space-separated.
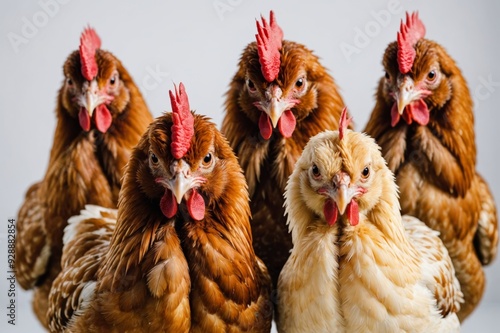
xmin=396 ymin=76 xmax=416 ymax=115
xmin=268 ymin=97 xmax=283 ymax=128
xmin=395 ymin=76 xmax=432 ymax=115
xmin=256 ymin=85 xmax=298 ymax=128
xmin=156 ymin=160 xmax=206 ymax=204
xmin=171 ymin=174 xmax=190 ymax=204
xmin=331 ymin=172 xmax=353 ymax=215
xmin=169 ymin=160 xmax=192 ymax=204
xmin=81 ymin=80 xmax=100 ymax=116
xmin=336 ymin=184 xmax=349 ymax=215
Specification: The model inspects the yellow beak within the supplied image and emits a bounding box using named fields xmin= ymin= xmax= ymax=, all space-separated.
xmin=268 ymin=97 xmax=283 ymax=128
xmin=336 ymin=184 xmax=349 ymax=215
xmin=81 ymin=79 xmax=100 ymax=116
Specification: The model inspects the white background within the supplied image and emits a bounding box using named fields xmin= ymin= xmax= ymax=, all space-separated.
xmin=1 ymin=0 xmax=498 ymax=332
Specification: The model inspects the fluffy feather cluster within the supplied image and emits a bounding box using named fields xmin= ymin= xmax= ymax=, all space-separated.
xmin=16 ymin=9 xmax=497 ymax=333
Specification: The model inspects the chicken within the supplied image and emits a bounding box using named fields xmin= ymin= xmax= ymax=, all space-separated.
xmin=48 ymin=83 xmax=273 ymax=332
xmin=363 ymin=12 xmax=498 ymax=320
xmin=222 ymin=10 xmax=347 ymax=288
xmin=277 ymin=108 xmax=463 ymax=333
xmin=15 ymin=27 xmax=152 ymax=328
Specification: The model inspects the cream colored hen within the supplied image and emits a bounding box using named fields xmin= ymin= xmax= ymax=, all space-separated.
xmin=277 ymin=109 xmax=463 ymax=333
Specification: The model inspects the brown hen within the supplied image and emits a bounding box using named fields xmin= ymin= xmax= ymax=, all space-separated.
xmin=222 ymin=10 xmax=347 ymax=288
xmin=48 ymin=83 xmax=272 ymax=333
xmin=364 ymin=12 xmax=498 ymax=321
xmin=15 ymin=27 xmax=152 ymax=328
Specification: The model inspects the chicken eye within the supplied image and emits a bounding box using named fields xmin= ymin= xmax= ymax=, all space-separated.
xmin=246 ymin=79 xmax=256 ymax=92
xmin=66 ymin=78 xmax=73 ymax=86
xmin=427 ymin=70 xmax=436 ymax=82
xmin=150 ymin=153 xmax=159 ymax=164
xmin=384 ymin=72 xmax=390 ymax=80
xmin=312 ymin=164 xmax=321 ymax=178
xmin=295 ymin=78 xmax=304 ymax=88
xmin=202 ymin=153 xmax=213 ymax=167
xmin=361 ymin=167 xmax=370 ymax=179
xmin=110 ymin=75 xmax=117 ymax=85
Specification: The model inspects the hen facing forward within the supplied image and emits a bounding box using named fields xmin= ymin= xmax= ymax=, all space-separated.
xmin=222 ymin=11 xmax=347 ymax=287
xmin=15 ymin=27 xmax=152 ymax=328
xmin=48 ymin=83 xmax=272 ymax=333
xmin=364 ymin=12 xmax=498 ymax=320
xmin=277 ymin=109 xmax=463 ymax=333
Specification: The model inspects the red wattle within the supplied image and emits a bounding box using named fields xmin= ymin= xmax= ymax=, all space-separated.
xmin=278 ymin=110 xmax=296 ymax=138
xmin=78 ymin=108 xmax=91 ymax=132
xmin=410 ymin=99 xmax=430 ymax=126
xmin=346 ymin=200 xmax=359 ymax=226
xmin=187 ymin=189 xmax=205 ymax=221
xmin=258 ymin=112 xmax=273 ymax=140
xmin=160 ymin=189 xmax=177 ymax=218
xmin=324 ymin=199 xmax=338 ymax=226
xmin=390 ymin=103 xmax=400 ymax=127
xmin=402 ymin=105 xmax=413 ymax=125
xmin=95 ymin=104 xmax=112 ymax=133
xmin=391 ymin=99 xmax=429 ymax=127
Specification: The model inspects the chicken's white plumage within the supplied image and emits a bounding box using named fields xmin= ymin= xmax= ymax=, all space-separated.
xmin=48 ymin=205 xmax=116 ymax=332
xmin=277 ymin=128 xmax=462 ymax=333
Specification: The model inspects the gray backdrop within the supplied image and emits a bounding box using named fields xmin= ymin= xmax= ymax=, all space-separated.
xmin=1 ymin=0 xmax=498 ymax=331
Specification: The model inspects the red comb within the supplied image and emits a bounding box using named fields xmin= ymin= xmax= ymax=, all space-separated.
xmin=79 ymin=26 xmax=102 ymax=81
xmin=255 ymin=10 xmax=283 ymax=82
xmin=339 ymin=107 xmax=352 ymax=140
xmin=397 ymin=12 xmax=426 ymax=74
xmin=169 ymin=83 xmax=194 ymax=160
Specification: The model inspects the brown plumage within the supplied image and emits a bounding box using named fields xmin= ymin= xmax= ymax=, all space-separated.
xmin=222 ymin=13 xmax=347 ymax=288
xmin=48 ymin=108 xmax=272 ymax=332
xmin=364 ymin=12 xmax=498 ymax=321
xmin=15 ymin=28 xmax=152 ymax=328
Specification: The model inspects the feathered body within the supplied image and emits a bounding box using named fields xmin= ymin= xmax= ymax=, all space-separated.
xmin=48 ymin=101 xmax=272 ymax=332
xmin=277 ymin=125 xmax=462 ymax=333
xmin=15 ymin=28 xmax=152 ymax=328
xmin=364 ymin=12 xmax=498 ymax=320
xmin=222 ymin=12 xmax=346 ymax=287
